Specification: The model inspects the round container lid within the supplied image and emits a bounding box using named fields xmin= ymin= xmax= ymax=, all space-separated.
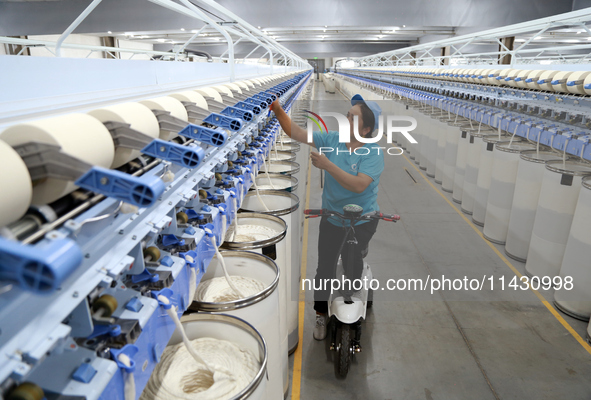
xmin=241 ymin=190 xmax=300 ymax=216
xmin=267 ymin=160 xmax=300 ymax=174
xmin=193 ymin=250 xmax=280 ymax=311
xmin=545 ymin=160 xmax=591 ymax=176
xmin=520 ymin=149 xmax=564 ymax=164
xmin=496 ymin=142 xmax=536 ymax=153
xmin=483 ymin=134 xmax=510 ymax=143
xmin=221 ymin=212 xmax=287 ymax=249
xmin=468 ymin=128 xmax=497 ymax=138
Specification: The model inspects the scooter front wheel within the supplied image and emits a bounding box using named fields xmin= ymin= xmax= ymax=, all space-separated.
xmin=334 ymin=323 xmax=351 ymax=379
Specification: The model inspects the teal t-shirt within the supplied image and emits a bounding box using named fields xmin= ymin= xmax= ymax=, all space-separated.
xmin=313 ymin=131 xmax=385 ymax=226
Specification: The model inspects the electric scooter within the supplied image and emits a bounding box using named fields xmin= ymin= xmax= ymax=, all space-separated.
xmin=304 ymin=204 xmax=400 ymax=378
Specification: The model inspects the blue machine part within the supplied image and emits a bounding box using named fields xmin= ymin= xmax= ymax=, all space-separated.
xmin=0 ymin=72 xmax=312 ymax=400
xmin=234 ymin=101 xmax=262 ymax=115
xmin=204 ymin=112 xmax=242 ymax=132
xmin=0 ymin=237 xmax=82 ymax=293
xmin=178 ymin=124 xmax=228 ymax=147
xmin=141 ymin=139 xmax=205 ymax=168
xmin=75 ymin=167 xmax=165 ymax=208
xmin=221 ymin=106 xmax=254 ymax=122
xmin=244 ymin=97 xmax=268 ymax=110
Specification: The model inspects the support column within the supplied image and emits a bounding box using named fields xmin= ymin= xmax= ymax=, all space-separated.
xmin=498 ymin=36 xmax=515 ymax=64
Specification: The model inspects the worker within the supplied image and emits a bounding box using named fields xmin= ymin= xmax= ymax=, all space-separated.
xmin=270 ymin=94 xmax=384 ymax=340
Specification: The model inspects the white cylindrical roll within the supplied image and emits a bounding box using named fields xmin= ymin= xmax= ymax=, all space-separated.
xmin=525 ymin=161 xmax=591 ymax=279
xmin=537 ymin=70 xmax=559 ymax=91
xmin=452 ymin=128 xmax=471 ymax=203
xmin=0 ymin=140 xmax=33 ymax=226
xmin=170 ymin=91 xmax=209 ymax=111
xmin=473 ymin=135 xmax=505 ymax=226
xmin=221 ymin=83 xmax=243 ymax=94
xmin=139 ymin=96 xmax=188 ymax=141
xmin=483 ymin=142 xmax=535 ymax=244
xmin=211 ymin=85 xmax=234 ymax=98
xmin=1 ymin=114 xmax=115 ymax=205
xmin=234 ymin=81 xmax=251 ymax=90
xmin=514 ymin=70 xmax=531 ymax=89
xmin=555 ymin=177 xmax=591 ymax=320
xmin=567 ymin=71 xmax=591 ymax=95
xmin=505 ymin=150 xmax=562 ymax=262
xmin=88 ymin=103 xmax=159 ymax=168
xmin=425 ymin=114 xmax=438 ymax=178
xmin=583 ymin=74 xmax=591 ymax=96
xmin=524 ymin=70 xmax=545 ymax=90
xmin=487 ymin=69 xmax=502 ymax=85
xmin=461 ymin=129 xmax=494 ymax=215
xmin=434 ymin=118 xmax=447 ymax=184
xmin=195 ymin=87 xmax=223 ymax=103
xmin=551 ymin=71 xmax=573 ymax=94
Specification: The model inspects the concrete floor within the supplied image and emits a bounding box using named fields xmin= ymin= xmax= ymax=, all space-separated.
xmin=286 ymin=81 xmax=591 ymax=400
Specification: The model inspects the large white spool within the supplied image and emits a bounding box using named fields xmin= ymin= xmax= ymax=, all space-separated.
xmin=0 ymin=140 xmax=33 ymax=226
xmin=551 ymin=71 xmax=573 ymax=94
xmin=555 ymin=177 xmax=591 ymax=320
xmin=155 ymin=313 xmax=267 ymax=400
xmin=452 ymin=127 xmax=472 ymax=203
xmin=211 ymin=85 xmax=234 ymax=98
xmin=487 ymin=69 xmax=502 ymax=85
xmin=168 ymin=91 xmax=209 ymax=111
xmin=233 ymin=81 xmax=251 ymax=91
xmin=138 ymin=96 xmax=188 ymax=141
xmin=88 ymin=102 xmax=159 ymax=168
xmin=191 ymin=251 xmax=284 ymax=399
xmin=525 ymin=160 xmax=591 ymax=279
xmin=461 ymin=127 xmax=495 ymax=215
xmin=524 ymin=70 xmax=545 ymax=90
xmin=196 ymin=87 xmax=223 ymax=103
xmin=537 ymin=70 xmax=559 ymax=91
xmin=505 ymin=150 xmax=562 ymax=262
xmin=0 ymin=114 xmax=115 ymax=205
xmin=514 ymin=70 xmax=531 ymax=89
xmin=483 ymin=142 xmax=534 ymax=244
xmin=566 ymin=71 xmax=591 ymax=95
xmin=240 ymin=191 xmax=301 ymax=354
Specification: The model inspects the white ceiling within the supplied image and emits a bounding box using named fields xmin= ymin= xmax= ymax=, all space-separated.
xmin=1 ymin=0 xmax=590 ymax=58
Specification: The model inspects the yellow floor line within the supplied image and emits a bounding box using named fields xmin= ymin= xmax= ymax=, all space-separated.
xmin=401 ymin=153 xmax=591 ymax=355
xmin=290 ymin=156 xmax=313 ymax=400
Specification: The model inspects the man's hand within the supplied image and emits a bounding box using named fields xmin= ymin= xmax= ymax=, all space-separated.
xmin=311 ymin=151 xmax=332 ymax=170
xmin=270 ymin=99 xmax=282 ymax=113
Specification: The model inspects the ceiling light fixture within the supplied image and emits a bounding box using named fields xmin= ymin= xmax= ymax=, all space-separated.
xmin=258 ymin=26 xmax=261 ymax=29
xmin=325 ymin=25 xmax=328 ymax=28
xmin=156 ymin=38 xmax=167 ymax=42
xmin=180 ymin=28 xmax=185 ymax=31
xmin=378 ymin=35 xmax=384 ymax=39
xmin=402 ymin=25 xmax=406 ymax=28
xmin=323 ymin=29 xmax=326 ymax=32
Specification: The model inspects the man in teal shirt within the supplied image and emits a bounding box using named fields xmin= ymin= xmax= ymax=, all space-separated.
xmin=271 ymin=94 xmax=384 ymax=340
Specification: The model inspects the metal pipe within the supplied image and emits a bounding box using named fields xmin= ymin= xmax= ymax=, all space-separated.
xmin=56 ymin=0 xmax=104 ymax=57
xmin=176 ymin=25 xmax=207 ymax=57
xmin=178 ymin=0 xmax=235 ymax=81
